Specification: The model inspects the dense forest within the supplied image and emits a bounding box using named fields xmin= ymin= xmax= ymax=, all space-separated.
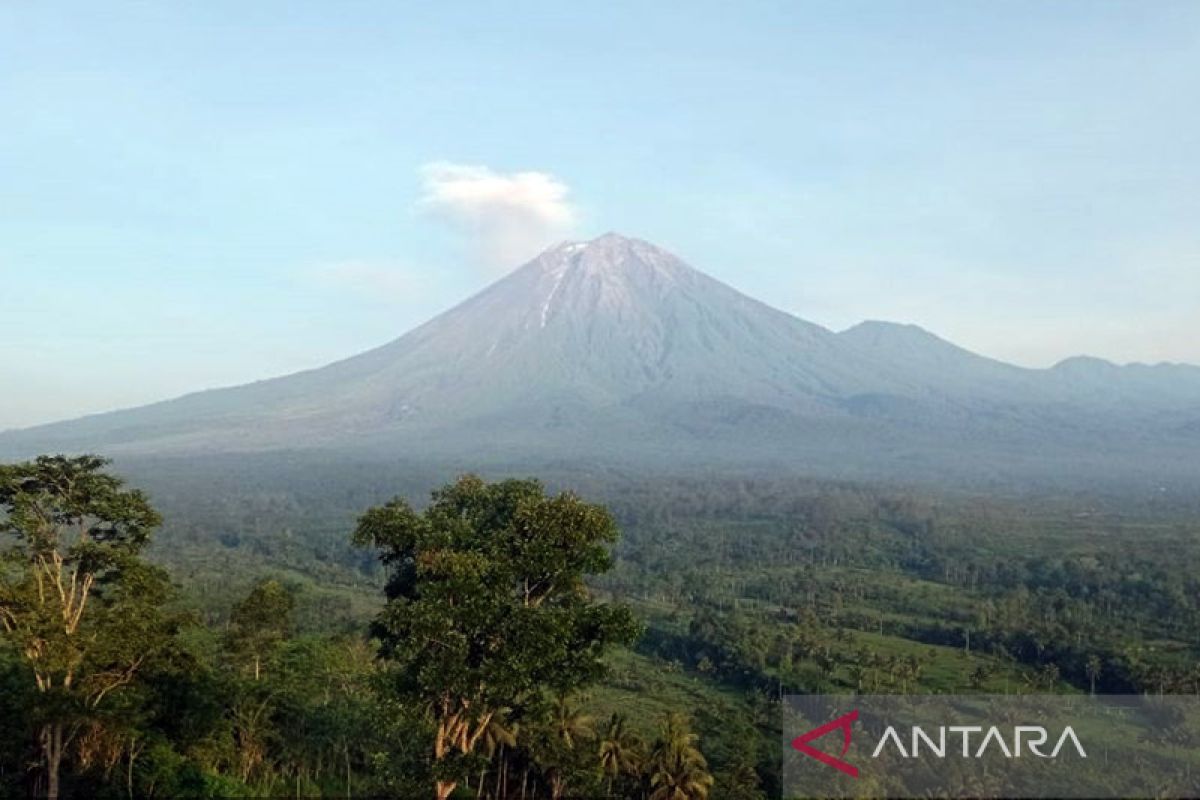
xmin=2 ymin=453 xmax=1199 ymax=798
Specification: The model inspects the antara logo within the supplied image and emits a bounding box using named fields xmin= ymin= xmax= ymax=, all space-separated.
xmin=791 ymin=710 xmax=860 ymax=777
xmin=792 ymin=710 xmax=1087 ymax=778
xmin=871 ymin=724 xmax=1087 ymax=759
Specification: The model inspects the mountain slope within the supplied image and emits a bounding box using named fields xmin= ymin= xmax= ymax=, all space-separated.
xmin=3 ymin=234 xmax=1199 ymax=484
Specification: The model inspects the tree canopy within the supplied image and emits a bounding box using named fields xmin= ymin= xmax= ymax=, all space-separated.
xmin=353 ymin=474 xmax=641 ymax=799
xmin=0 ymin=455 xmax=172 ymax=800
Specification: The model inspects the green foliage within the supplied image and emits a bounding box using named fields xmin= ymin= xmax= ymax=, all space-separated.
xmin=354 ymin=474 xmax=641 ymax=797
xmin=7 ymin=452 xmax=1200 ymax=798
xmin=648 ymin=713 xmax=714 ymax=800
xmin=0 ymin=455 xmax=172 ymax=799
xmin=225 ymin=578 xmax=295 ymax=681
xmin=598 ymin=712 xmax=642 ymax=796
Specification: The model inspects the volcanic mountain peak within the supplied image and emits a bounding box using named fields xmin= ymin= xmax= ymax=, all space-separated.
xmin=485 ymin=233 xmax=718 ymax=338
xmin=3 ymin=233 xmax=1200 ymax=487
xmin=529 ymin=233 xmax=692 ymax=305
xmin=542 ymin=232 xmax=684 ymax=273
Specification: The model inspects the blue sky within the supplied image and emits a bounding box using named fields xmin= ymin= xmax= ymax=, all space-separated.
xmin=2 ymin=1 xmax=1198 ymax=429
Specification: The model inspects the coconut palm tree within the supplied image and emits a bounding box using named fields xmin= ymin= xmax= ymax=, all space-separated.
xmin=1085 ymin=654 xmax=1102 ymax=696
xmin=476 ymin=709 xmax=517 ymax=799
xmin=539 ymin=697 xmax=594 ymax=800
xmin=598 ymin=713 xmax=642 ymax=797
xmin=550 ymin=696 xmax=593 ymax=750
xmin=648 ymin=713 xmax=713 ymax=800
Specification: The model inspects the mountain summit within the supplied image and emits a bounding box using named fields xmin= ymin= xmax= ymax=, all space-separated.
xmin=4 ymin=234 xmax=1200 ymax=483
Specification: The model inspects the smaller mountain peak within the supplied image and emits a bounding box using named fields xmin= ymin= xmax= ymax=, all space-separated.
xmin=1052 ymin=355 xmax=1118 ymax=373
xmin=845 ymin=320 xmax=925 ymax=333
xmin=840 ymin=320 xmax=940 ymax=342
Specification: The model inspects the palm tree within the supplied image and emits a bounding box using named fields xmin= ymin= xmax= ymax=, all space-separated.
xmin=648 ymin=713 xmax=714 ymax=800
xmin=550 ymin=696 xmax=594 ymax=750
xmin=1085 ymin=654 xmax=1102 ymax=696
xmin=476 ymin=710 xmax=517 ymax=799
xmin=543 ymin=697 xmax=594 ymax=800
xmin=598 ymin=713 xmax=642 ymax=798
xmin=846 ymin=662 xmax=867 ymax=692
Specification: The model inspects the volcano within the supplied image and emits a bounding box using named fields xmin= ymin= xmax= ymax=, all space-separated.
xmin=4 ymin=234 xmax=1199 ymax=484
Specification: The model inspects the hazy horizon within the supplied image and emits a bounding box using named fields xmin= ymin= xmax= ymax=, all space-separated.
xmin=3 ymin=1 xmax=1199 ymax=428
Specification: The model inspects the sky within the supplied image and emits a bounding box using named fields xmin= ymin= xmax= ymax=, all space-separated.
xmin=2 ymin=1 xmax=1199 ymax=430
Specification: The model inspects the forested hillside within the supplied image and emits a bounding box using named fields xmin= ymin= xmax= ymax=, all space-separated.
xmin=3 ymin=455 xmax=1198 ymax=799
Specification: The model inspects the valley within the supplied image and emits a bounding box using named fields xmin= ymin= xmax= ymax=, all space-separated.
xmin=83 ymin=454 xmax=1198 ymax=798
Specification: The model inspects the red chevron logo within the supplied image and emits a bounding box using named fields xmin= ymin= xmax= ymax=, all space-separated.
xmin=791 ymin=709 xmax=859 ymax=778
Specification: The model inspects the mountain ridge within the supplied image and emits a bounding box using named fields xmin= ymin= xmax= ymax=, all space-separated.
xmin=3 ymin=233 xmax=1198 ymax=485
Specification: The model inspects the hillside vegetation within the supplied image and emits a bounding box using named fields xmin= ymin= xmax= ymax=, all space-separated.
xmin=3 ymin=454 xmax=1194 ymax=797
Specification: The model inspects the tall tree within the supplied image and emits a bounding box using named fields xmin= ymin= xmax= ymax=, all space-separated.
xmin=0 ymin=455 xmax=169 ymax=800
xmin=1086 ymin=654 xmax=1102 ymax=696
xmin=648 ymin=713 xmax=714 ymax=800
xmin=598 ymin=712 xmax=642 ymax=798
xmin=353 ymin=475 xmax=640 ymax=800
xmin=538 ymin=696 xmax=595 ymax=799
xmin=226 ymin=578 xmax=295 ymax=681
